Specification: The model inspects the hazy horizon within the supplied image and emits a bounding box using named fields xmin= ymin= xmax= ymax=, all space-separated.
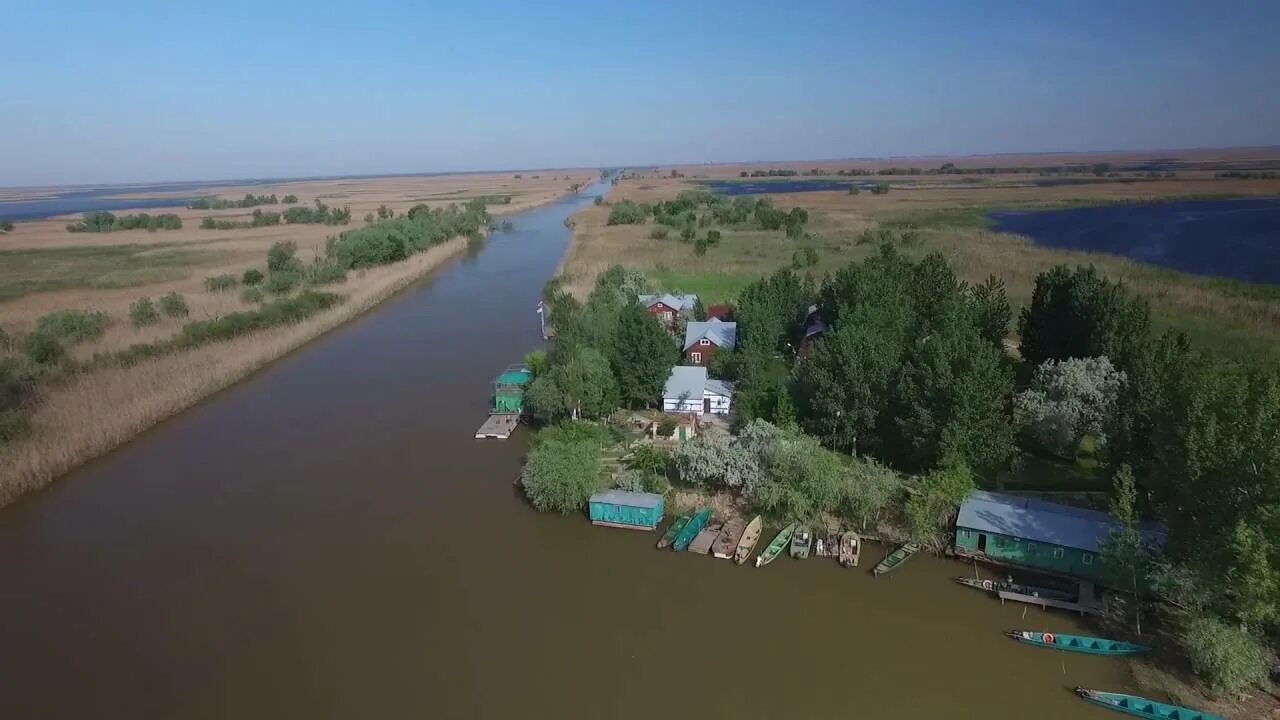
xmin=3 ymin=0 xmax=1279 ymax=186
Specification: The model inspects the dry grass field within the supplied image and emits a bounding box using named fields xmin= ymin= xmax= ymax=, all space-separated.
xmin=561 ymin=153 xmax=1280 ymax=362
xmin=0 ymin=171 xmax=594 ymax=506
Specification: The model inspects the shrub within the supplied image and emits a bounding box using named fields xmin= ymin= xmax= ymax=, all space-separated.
xmin=267 ymin=241 xmax=300 ymax=273
xmin=129 ymin=297 xmax=159 ymax=327
xmin=1182 ymin=615 xmax=1269 ymax=695
xmin=593 ymin=196 xmax=604 ymax=206
xmin=0 ymin=220 xmax=14 ymax=232
xmin=22 ymin=332 xmax=66 ymax=366
xmin=306 ymin=259 xmax=348 ymax=285
xmin=265 ymin=271 xmax=302 ymax=295
xmin=648 ymin=227 xmax=669 ymax=240
xmin=240 ymin=287 xmax=264 ymax=304
xmin=204 ymin=274 xmax=239 ymax=292
xmin=519 ymin=437 xmax=603 ymax=513
xmin=791 ymin=247 xmax=818 ymax=268
xmin=606 ymin=201 xmax=647 ymax=225
xmin=35 ymin=309 xmax=108 ymax=345
xmin=242 ymin=268 xmax=264 ymax=286
xmin=180 ymin=291 xmax=342 ymax=346
xmin=705 ymin=229 xmax=722 ymax=246
xmin=680 ymin=226 xmax=696 ymax=242
xmin=282 ymin=194 xmax=299 ymax=204
xmin=159 ymin=292 xmax=189 ymax=318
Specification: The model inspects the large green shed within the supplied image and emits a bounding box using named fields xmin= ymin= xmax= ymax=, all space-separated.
xmin=953 ymin=491 xmax=1164 ymax=587
xmin=588 ymin=490 xmax=665 ymax=531
xmin=492 ymin=365 xmax=532 ymax=414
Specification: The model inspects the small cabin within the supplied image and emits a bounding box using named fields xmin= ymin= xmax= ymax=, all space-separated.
xmin=492 ymin=365 xmax=532 ymax=413
xmin=588 ymin=490 xmax=665 ymax=531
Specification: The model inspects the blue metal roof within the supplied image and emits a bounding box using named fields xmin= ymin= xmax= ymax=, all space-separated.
xmin=589 ymin=490 xmax=664 ymax=509
xmin=956 ymin=491 xmax=1164 ymax=554
xmin=684 ymin=319 xmax=737 ymax=351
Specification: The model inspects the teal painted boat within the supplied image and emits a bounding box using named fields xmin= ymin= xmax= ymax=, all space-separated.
xmin=672 ymin=509 xmax=711 ymax=551
xmin=873 ymin=542 xmax=919 ymax=576
xmin=1075 ymin=688 xmax=1223 ymax=720
xmin=1010 ymin=631 xmax=1150 ymax=656
xmin=657 ymin=513 xmax=691 ymax=549
xmin=755 ymin=523 xmax=796 ymax=567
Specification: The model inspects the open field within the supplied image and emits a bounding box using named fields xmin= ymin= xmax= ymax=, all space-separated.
xmin=561 ymin=154 xmax=1280 ymax=362
xmin=0 ymin=171 xmax=593 ymax=506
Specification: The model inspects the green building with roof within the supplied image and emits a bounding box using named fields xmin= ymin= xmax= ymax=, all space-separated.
xmin=492 ymin=365 xmax=532 ymax=414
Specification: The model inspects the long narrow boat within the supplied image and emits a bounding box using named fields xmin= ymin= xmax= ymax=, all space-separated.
xmin=873 ymin=542 xmax=919 ymax=576
xmin=672 ymin=508 xmax=712 ymax=552
xmin=1010 ymin=631 xmax=1150 ymax=656
xmin=734 ymin=516 xmax=763 ymax=565
xmin=839 ymin=531 xmax=861 ymax=568
xmin=712 ymin=518 xmax=746 ymax=560
xmin=1075 ymin=688 xmax=1223 ymax=720
xmin=755 ymin=523 xmax=796 ymax=567
xmin=657 ymin=513 xmax=691 ymax=549
xmin=955 ymin=576 xmax=1076 ymax=602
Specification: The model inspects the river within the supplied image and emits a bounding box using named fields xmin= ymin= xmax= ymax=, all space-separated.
xmin=0 ymin=179 xmax=1130 ymax=719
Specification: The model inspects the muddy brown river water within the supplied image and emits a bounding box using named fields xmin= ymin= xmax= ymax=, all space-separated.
xmin=0 ymin=181 xmax=1130 ymax=718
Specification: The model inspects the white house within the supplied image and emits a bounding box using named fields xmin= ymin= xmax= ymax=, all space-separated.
xmin=661 ymin=365 xmax=734 ymax=417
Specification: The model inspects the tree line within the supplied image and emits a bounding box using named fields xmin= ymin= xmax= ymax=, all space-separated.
xmin=283 ymin=200 xmax=351 ymax=225
xmin=199 ymin=208 xmax=282 ymax=229
xmin=66 ymin=211 xmax=182 ymax=232
xmin=188 ymin=193 xmax=279 ymax=210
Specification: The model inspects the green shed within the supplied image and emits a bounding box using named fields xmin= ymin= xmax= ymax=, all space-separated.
xmin=953 ymin=491 xmax=1164 ymax=587
xmin=492 ymin=365 xmax=532 ymax=414
xmin=588 ymin=490 xmax=665 ymax=531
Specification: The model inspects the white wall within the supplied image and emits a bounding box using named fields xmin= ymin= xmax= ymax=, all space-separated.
xmin=703 ymin=391 xmax=732 ymax=415
xmin=663 ymin=398 xmax=702 ymax=415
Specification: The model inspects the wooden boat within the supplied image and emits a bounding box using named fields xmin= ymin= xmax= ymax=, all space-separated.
xmin=712 ymin=518 xmax=746 ymax=560
xmin=839 ymin=531 xmax=861 ymax=568
xmin=1074 ymin=688 xmax=1223 ymax=720
xmin=755 ymin=523 xmax=796 ymax=567
xmin=816 ymin=534 xmax=841 ymax=558
xmin=955 ymin=576 xmax=1075 ymax=602
xmin=734 ymin=516 xmax=763 ymax=565
xmin=790 ymin=526 xmax=813 ymax=559
xmin=688 ymin=523 xmax=722 ymax=555
xmin=873 ymin=542 xmax=919 ymax=576
xmin=672 ymin=508 xmax=712 ymax=552
xmin=657 ymin=513 xmax=691 ymax=549
xmin=1010 ymin=631 xmax=1150 ymax=656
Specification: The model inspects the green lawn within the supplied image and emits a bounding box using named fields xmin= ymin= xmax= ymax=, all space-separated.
xmin=995 ymin=437 xmax=1108 ymax=492
xmin=648 ymin=267 xmax=760 ymax=304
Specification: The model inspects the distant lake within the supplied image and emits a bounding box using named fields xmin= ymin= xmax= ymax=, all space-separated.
xmin=991 ymin=197 xmax=1280 ymax=285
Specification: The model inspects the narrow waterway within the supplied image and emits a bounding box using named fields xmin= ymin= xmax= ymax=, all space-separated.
xmin=0 ymin=180 xmax=1130 ymax=719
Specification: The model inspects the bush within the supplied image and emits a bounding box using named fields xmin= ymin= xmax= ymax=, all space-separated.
xmin=0 ymin=220 xmax=14 ymax=232
xmin=265 ymin=271 xmax=302 ymax=295
xmin=242 ymin=268 xmax=264 ymax=286
xmin=35 ymin=309 xmax=108 ymax=345
xmin=240 ymin=287 xmax=264 ymax=304
xmin=1182 ymin=616 xmax=1269 ymax=695
xmin=180 ymin=291 xmax=342 ymax=346
xmin=680 ymin=226 xmax=696 ymax=242
xmin=648 ymin=227 xmax=669 ymax=240
xmin=282 ymin=194 xmax=299 ymax=204
xmin=606 ymin=201 xmax=647 ymax=225
xmin=204 ymin=274 xmax=239 ymax=292
xmin=22 ymin=332 xmax=66 ymax=366
xmin=791 ymin=247 xmax=818 ymax=268
xmin=129 ymin=297 xmax=159 ymax=327
xmin=519 ymin=437 xmax=603 ymax=513
xmin=159 ymin=292 xmax=189 ymax=318
xmin=306 ymin=259 xmax=348 ymax=285
xmin=267 ymin=241 xmax=300 ymax=273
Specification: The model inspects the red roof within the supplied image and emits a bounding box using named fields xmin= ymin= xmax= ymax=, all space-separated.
xmin=706 ymin=304 xmax=734 ymax=320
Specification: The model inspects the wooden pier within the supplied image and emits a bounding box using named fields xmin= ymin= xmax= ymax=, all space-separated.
xmin=998 ymin=581 xmax=1104 ymax=617
xmin=475 ymin=413 xmax=520 ymax=439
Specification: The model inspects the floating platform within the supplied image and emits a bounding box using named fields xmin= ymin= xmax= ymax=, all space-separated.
xmin=687 ymin=525 xmax=721 ymax=555
xmin=475 ymin=413 xmax=520 ymax=439
xmin=998 ymin=581 xmax=1104 ymax=617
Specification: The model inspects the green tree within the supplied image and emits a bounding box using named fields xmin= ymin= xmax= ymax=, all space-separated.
xmin=1181 ymin=615 xmax=1269 ymax=696
xmin=242 ymin=268 xmax=265 ymax=286
xmin=158 ymin=292 xmax=189 ymax=318
xmin=1101 ymin=464 xmax=1150 ymax=633
xmin=610 ymin=303 xmax=677 ymax=408
xmin=905 ymin=458 xmax=976 ymax=543
xmin=519 ymin=437 xmax=603 ymax=513
xmin=968 ymin=275 xmax=1011 ymax=348
xmin=526 ymin=348 xmax=619 ymax=422
xmin=267 ymin=241 xmax=300 ymax=273
xmin=1018 ymin=265 xmax=1150 ymax=369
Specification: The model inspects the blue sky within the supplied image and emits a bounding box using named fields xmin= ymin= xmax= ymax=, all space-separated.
xmin=2 ymin=0 xmax=1278 ymax=186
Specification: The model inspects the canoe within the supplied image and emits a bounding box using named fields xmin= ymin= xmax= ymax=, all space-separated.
xmin=734 ymin=516 xmax=763 ymax=565
xmin=755 ymin=523 xmax=796 ymax=567
xmin=688 ymin=523 xmax=722 ymax=554
xmin=873 ymin=542 xmax=919 ymax=576
xmin=839 ymin=531 xmax=861 ymax=568
xmin=712 ymin=518 xmax=746 ymax=559
xmin=1010 ymin=631 xmax=1150 ymax=656
xmin=657 ymin=513 xmax=691 ymax=549
xmin=672 ymin=508 xmax=712 ymax=551
xmin=790 ymin=526 xmax=813 ymax=559
xmin=1074 ymin=688 xmax=1223 ymax=720
xmin=955 ymin=576 xmax=1076 ymax=602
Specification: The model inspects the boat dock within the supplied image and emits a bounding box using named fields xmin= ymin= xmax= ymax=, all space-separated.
xmin=688 ymin=526 xmax=721 ymax=554
xmin=998 ymin=581 xmax=1104 ymax=616
xmin=475 ymin=413 xmax=520 ymax=439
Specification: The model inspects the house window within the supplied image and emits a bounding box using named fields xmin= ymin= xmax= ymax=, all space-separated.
xmin=959 ymin=529 xmax=970 ymax=539
xmin=690 ymin=352 xmax=702 ymax=363
xmin=1053 ymin=548 xmax=1064 ymax=559
xmin=661 ymin=312 xmax=673 ymax=321
xmin=1082 ymin=553 xmax=1094 ymax=565
xmin=1027 ymin=542 xmax=1037 ymax=555
xmin=699 ymin=338 xmax=711 ymax=346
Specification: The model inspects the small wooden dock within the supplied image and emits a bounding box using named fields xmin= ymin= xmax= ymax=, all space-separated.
xmin=998 ymin=581 xmax=1104 ymax=617
xmin=475 ymin=413 xmax=520 ymax=439
xmin=688 ymin=525 xmax=721 ymax=555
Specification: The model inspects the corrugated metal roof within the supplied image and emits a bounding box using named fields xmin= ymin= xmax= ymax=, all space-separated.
xmin=956 ymin=491 xmax=1164 ymax=554
xmin=638 ymin=294 xmax=698 ymax=312
xmin=663 ymin=365 xmax=706 ymax=400
xmin=590 ymin=489 xmax=664 ymax=509
xmin=684 ymin=319 xmax=738 ymax=351
xmin=704 ymin=378 xmax=735 ymax=398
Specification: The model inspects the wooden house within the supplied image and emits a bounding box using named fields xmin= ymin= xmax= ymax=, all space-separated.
xmin=953 ymin=491 xmax=1164 ymax=586
xmin=683 ymin=319 xmax=737 ymax=366
xmin=589 ymin=489 xmax=665 ymax=530
xmin=638 ymin=293 xmax=698 ymax=332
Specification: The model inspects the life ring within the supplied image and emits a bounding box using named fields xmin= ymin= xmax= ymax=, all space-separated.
xmin=982 ymin=579 xmax=993 ymax=590
xmin=1043 ymin=632 xmax=1056 ymax=644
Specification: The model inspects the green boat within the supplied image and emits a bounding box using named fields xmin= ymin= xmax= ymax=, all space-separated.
xmin=657 ymin=513 xmax=691 ymax=549
xmin=672 ymin=509 xmax=712 ymax=551
xmin=1075 ymin=688 xmax=1223 ymax=720
xmin=1010 ymin=631 xmax=1150 ymax=656
xmin=873 ymin=542 xmax=919 ymax=576
xmin=755 ymin=523 xmax=796 ymax=567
